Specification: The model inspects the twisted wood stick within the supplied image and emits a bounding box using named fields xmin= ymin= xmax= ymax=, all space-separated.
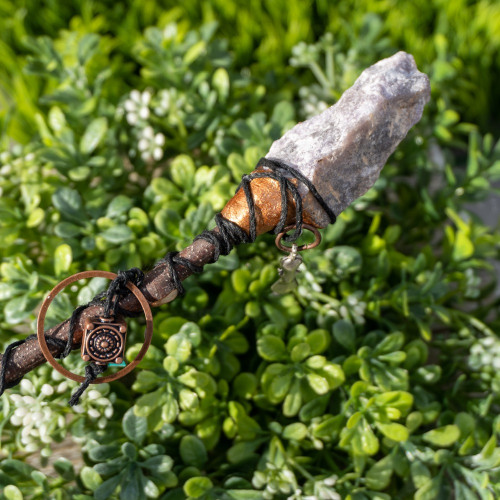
xmin=0 ymin=51 xmax=430 ymax=390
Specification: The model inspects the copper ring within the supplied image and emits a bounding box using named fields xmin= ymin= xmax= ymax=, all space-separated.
xmin=37 ymin=270 xmax=153 ymax=384
xmin=275 ymin=223 xmax=322 ymax=253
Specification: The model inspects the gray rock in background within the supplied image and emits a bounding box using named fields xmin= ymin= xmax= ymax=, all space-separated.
xmin=266 ymin=51 xmax=431 ymax=227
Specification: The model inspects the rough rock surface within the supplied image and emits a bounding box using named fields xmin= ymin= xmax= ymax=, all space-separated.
xmin=266 ymin=51 xmax=431 ymax=227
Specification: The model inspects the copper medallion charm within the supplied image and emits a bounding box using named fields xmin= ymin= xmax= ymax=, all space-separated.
xmin=37 ymin=270 xmax=153 ymax=384
xmin=82 ymin=316 xmax=127 ymax=366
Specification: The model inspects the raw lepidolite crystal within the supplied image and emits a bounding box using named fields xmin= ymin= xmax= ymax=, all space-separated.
xmin=266 ymin=51 xmax=431 ymax=227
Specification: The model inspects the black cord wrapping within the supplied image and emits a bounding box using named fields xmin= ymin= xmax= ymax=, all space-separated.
xmin=0 ymin=157 xmax=335 ymax=404
xmin=0 ymin=268 xmax=145 ymax=407
xmin=159 ymin=157 xmax=336 ymax=293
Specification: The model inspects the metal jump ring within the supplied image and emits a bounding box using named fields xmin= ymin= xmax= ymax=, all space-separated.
xmin=275 ymin=223 xmax=322 ymax=253
xmin=37 ymin=270 xmax=153 ymax=384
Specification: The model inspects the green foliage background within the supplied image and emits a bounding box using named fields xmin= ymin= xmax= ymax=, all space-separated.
xmin=0 ymin=1 xmax=500 ymax=499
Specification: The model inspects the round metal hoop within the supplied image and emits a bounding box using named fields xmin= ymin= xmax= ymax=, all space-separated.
xmin=275 ymin=223 xmax=322 ymax=253
xmin=37 ymin=270 xmax=153 ymax=384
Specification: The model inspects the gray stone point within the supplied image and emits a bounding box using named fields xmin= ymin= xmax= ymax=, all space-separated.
xmin=266 ymin=51 xmax=431 ymax=227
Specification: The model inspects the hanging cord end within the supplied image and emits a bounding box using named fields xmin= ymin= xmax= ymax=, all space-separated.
xmin=68 ymin=362 xmax=108 ymax=406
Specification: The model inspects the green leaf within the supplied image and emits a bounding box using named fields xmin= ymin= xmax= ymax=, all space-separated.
xmin=4 ymin=485 xmax=23 ymax=500
xmin=375 ymin=332 xmax=405 ymax=354
xmin=89 ymin=444 xmax=120 ymax=462
xmin=54 ymin=243 xmax=72 ymax=276
xmin=257 ymin=336 xmax=287 ymax=361
xmin=320 ymin=363 xmax=345 ymax=390
xmin=48 ymin=106 xmax=67 ymax=133
xmin=143 ymin=478 xmax=160 ymax=498
xmin=166 ymin=334 xmax=192 ymax=362
xmin=154 ymin=208 xmax=181 ymax=239
xmin=366 ymin=455 xmax=394 ymax=490
xmin=26 ymin=207 xmax=44 ymax=227
xmin=55 ymin=222 xmax=82 ymax=238
xmin=94 ymin=475 xmax=121 ymax=500
xmin=374 ymin=391 xmax=414 ymax=415
xmin=299 ymin=396 xmax=330 ymax=422
xmin=183 ymin=476 xmax=213 ymax=498
xmin=227 ymin=490 xmax=266 ymax=500
xmin=268 ymin=368 xmax=293 ymax=402
xmin=141 ymin=455 xmax=174 ymax=475
xmin=170 ymin=155 xmax=196 ymax=190
xmin=306 ymin=329 xmax=331 ymax=354
xmin=121 ymin=442 xmax=138 ymax=461
xmin=52 ymin=187 xmax=83 ymax=219
xmin=376 ymin=422 xmax=409 ymax=442
xmin=231 ymin=269 xmax=252 ymax=294
xmin=233 ymin=373 xmax=258 ymax=399
xmin=120 ymin=467 xmax=141 ymax=500
xmin=100 ymin=225 xmax=134 ymax=244
xmin=307 ymin=373 xmax=330 ymax=395
xmin=162 ymin=394 xmax=180 ymax=423
xmin=107 ymin=195 xmax=133 ymax=218
xmin=123 ymin=407 xmax=148 ymax=445
xmin=452 ymin=230 xmax=474 ymax=261
xmin=80 ymin=466 xmax=103 ymax=491
xmin=282 ymin=422 xmax=308 ymax=440
xmin=212 ymin=68 xmax=230 ymax=101
xmin=290 ymin=342 xmax=311 ymax=362
xmin=80 ymin=117 xmax=108 ymax=155
xmin=228 ymin=402 xmax=261 ymax=440
xmin=283 ymin=380 xmax=302 ymax=417
xmin=53 ymin=458 xmax=75 ymax=480
xmin=271 ymin=101 xmax=295 ymax=130
xmin=135 ymin=388 xmax=165 ymax=416
xmin=360 ymin=419 xmax=379 ymax=455
xmin=4 ymin=295 xmax=29 ymax=324
xmin=423 ymin=425 xmax=460 ymax=447
xmin=78 ymin=33 xmax=100 ymax=63
xmin=333 ymin=320 xmax=356 ymax=352
xmin=180 ymin=435 xmax=208 ymax=467
xmin=411 ymin=461 xmax=431 ymax=489
xmin=227 ymin=441 xmax=261 ymax=464
xmin=415 ymin=475 xmax=442 ymax=500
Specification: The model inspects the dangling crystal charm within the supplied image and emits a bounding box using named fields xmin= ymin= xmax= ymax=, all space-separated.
xmin=271 ymin=244 xmax=303 ymax=295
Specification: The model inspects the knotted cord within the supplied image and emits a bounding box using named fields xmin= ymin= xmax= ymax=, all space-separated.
xmin=159 ymin=156 xmax=336 ymax=292
xmin=0 ymin=157 xmax=335 ymax=404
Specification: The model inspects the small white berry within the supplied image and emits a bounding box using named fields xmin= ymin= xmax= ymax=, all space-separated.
xmin=124 ymin=99 xmax=136 ymax=112
xmin=88 ymin=408 xmax=100 ymax=419
xmin=126 ymin=113 xmax=138 ymax=125
xmin=20 ymin=379 xmax=35 ymax=395
xmin=153 ymin=147 xmax=163 ymax=161
xmin=139 ymin=107 xmax=150 ymax=120
xmin=22 ymin=395 xmax=36 ymax=405
xmin=41 ymin=384 xmax=54 ymax=396
xmin=10 ymin=414 xmax=23 ymax=426
xmin=57 ymin=381 xmax=69 ymax=393
xmin=154 ymin=133 xmax=165 ymax=146
xmin=14 ymin=407 xmax=28 ymax=418
xmin=25 ymin=442 xmax=38 ymax=452
xmin=22 ymin=413 xmax=34 ymax=426
xmin=138 ymin=139 xmax=149 ymax=152
xmin=88 ymin=390 xmax=101 ymax=400
xmin=130 ymin=90 xmax=141 ymax=103
xmin=143 ymin=126 xmax=154 ymax=139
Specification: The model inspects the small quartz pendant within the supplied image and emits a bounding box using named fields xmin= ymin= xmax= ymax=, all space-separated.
xmin=81 ymin=316 xmax=127 ymax=366
xmin=271 ymin=244 xmax=303 ymax=295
